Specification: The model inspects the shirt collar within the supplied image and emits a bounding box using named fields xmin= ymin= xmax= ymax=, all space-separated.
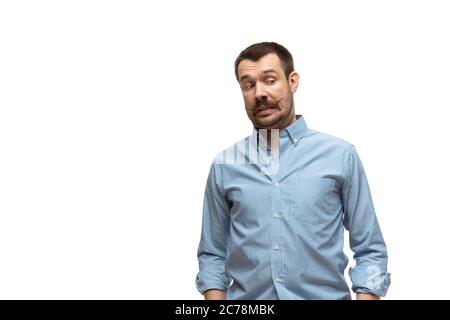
xmin=251 ymin=114 xmax=308 ymax=148
xmin=282 ymin=114 xmax=308 ymax=145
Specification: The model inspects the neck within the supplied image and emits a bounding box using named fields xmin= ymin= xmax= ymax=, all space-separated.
xmin=259 ymin=113 xmax=297 ymax=149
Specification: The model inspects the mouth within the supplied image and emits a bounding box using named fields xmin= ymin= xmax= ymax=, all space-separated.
xmin=255 ymin=105 xmax=276 ymax=116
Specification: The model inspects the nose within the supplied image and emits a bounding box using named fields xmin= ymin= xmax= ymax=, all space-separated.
xmin=254 ymin=81 xmax=267 ymax=102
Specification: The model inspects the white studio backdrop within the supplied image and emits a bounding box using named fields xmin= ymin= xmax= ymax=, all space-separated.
xmin=0 ymin=0 xmax=449 ymax=299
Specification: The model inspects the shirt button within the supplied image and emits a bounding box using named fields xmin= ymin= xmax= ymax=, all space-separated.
xmin=274 ymin=182 xmax=280 ymax=187
xmin=275 ymin=277 xmax=283 ymax=283
xmin=273 ymin=212 xmax=280 ymax=219
xmin=273 ymin=244 xmax=280 ymax=250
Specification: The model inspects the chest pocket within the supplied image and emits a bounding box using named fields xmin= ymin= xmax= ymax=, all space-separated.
xmin=288 ymin=177 xmax=335 ymax=225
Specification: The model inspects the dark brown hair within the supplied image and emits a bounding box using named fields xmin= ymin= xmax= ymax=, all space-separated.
xmin=234 ymin=42 xmax=294 ymax=81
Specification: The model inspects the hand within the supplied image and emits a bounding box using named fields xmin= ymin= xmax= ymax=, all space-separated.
xmin=356 ymin=293 xmax=380 ymax=300
xmin=204 ymin=289 xmax=226 ymax=300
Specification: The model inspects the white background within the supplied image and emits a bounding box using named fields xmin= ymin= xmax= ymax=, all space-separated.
xmin=1 ymin=0 xmax=449 ymax=299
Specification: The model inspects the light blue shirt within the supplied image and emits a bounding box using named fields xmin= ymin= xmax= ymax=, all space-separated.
xmin=196 ymin=115 xmax=391 ymax=299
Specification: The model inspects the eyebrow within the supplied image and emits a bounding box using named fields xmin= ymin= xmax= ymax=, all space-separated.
xmin=262 ymin=69 xmax=278 ymax=75
xmin=239 ymin=69 xmax=279 ymax=82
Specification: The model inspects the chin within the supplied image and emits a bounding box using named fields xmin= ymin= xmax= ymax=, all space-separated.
xmin=254 ymin=113 xmax=282 ymax=128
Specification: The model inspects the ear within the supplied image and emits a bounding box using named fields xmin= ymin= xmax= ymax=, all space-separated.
xmin=288 ymin=71 xmax=300 ymax=94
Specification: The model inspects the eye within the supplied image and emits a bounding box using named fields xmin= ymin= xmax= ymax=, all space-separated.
xmin=244 ymin=83 xmax=254 ymax=89
xmin=267 ymin=78 xmax=276 ymax=85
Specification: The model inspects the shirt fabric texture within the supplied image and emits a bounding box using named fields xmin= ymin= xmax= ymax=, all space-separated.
xmin=196 ymin=115 xmax=391 ymax=299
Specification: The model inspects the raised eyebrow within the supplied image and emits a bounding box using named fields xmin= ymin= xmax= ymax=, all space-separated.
xmin=239 ymin=75 xmax=250 ymax=83
xmin=262 ymin=69 xmax=278 ymax=75
xmin=239 ymin=69 xmax=278 ymax=82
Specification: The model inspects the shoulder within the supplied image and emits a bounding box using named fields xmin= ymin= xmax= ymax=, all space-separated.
xmin=210 ymin=136 xmax=251 ymax=165
xmin=304 ymin=128 xmax=354 ymax=153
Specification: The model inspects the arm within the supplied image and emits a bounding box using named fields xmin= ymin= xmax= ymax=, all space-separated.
xmin=342 ymin=145 xmax=391 ymax=298
xmin=195 ymin=162 xmax=232 ymax=299
xmin=204 ymin=289 xmax=227 ymax=300
xmin=356 ymin=293 xmax=380 ymax=300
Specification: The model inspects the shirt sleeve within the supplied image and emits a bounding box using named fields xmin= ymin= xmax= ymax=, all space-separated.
xmin=342 ymin=145 xmax=391 ymax=297
xmin=195 ymin=162 xmax=232 ymax=295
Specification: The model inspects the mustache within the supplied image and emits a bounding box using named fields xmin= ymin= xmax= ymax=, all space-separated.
xmin=246 ymin=97 xmax=284 ymax=113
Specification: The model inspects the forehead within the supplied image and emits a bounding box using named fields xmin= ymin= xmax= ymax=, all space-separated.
xmin=237 ymin=53 xmax=284 ymax=79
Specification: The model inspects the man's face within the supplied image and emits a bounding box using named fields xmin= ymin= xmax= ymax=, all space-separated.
xmin=237 ymin=53 xmax=299 ymax=129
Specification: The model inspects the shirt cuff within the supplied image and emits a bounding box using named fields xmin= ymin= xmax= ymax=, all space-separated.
xmin=195 ymin=272 xmax=231 ymax=295
xmin=349 ymin=266 xmax=391 ymax=297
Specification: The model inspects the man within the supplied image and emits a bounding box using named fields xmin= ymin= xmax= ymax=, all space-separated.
xmin=195 ymin=42 xmax=391 ymax=300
